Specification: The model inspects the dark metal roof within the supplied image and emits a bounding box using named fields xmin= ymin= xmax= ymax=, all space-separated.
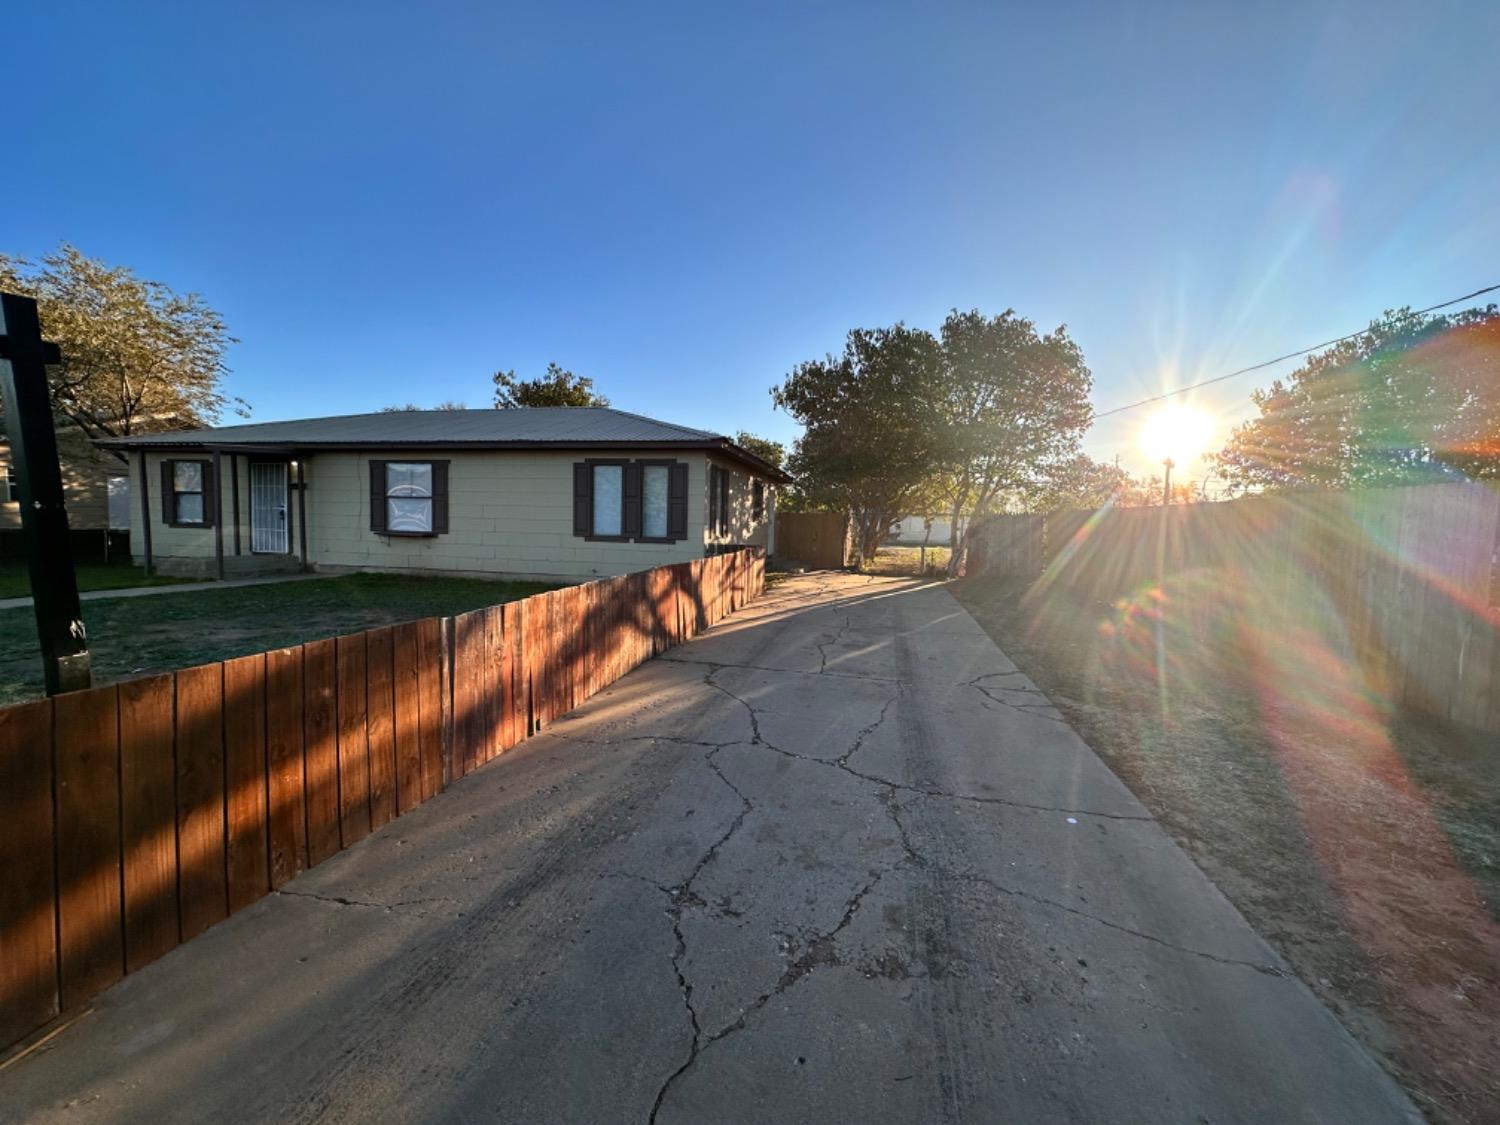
xmin=97 ymin=407 xmax=791 ymax=481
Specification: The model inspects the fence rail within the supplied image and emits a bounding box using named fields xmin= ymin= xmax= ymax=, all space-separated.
xmin=967 ymin=483 xmax=1500 ymax=734
xmin=0 ymin=548 xmax=765 ymax=1050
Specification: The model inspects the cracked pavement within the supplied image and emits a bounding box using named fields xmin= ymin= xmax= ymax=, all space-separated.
xmin=0 ymin=574 xmax=1416 ymax=1124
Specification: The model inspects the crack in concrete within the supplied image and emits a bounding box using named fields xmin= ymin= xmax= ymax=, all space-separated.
xmin=835 ymin=690 xmax=903 ymax=768
xmin=815 ymin=614 xmax=855 ymax=675
xmin=658 ymin=653 xmax=905 ymax=685
xmin=881 ymin=803 xmax=1286 ymax=978
xmin=964 ymin=672 xmax=1067 ymax=725
xmin=648 ymin=740 xmax=755 ymax=1125
xmin=272 ymin=888 xmax=456 ymax=918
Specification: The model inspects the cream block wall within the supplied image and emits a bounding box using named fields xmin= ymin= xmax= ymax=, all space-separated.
xmin=704 ymin=453 xmax=774 ymax=550
xmin=129 ymin=452 xmax=304 ymax=573
xmin=308 ymin=448 xmax=712 ymax=580
xmin=130 ymin=446 xmax=774 ymax=580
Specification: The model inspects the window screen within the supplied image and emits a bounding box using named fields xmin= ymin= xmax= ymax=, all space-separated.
xmin=642 ymin=464 xmax=669 ymax=538
xmin=386 ymin=462 xmax=434 ymax=533
xmin=592 ymin=464 xmax=624 ymax=536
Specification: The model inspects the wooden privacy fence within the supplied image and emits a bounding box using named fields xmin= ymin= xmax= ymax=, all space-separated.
xmin=967 ymin=483 xmax=1500 ymax=733
xmin=0 ymin=547 xmax=765 ymax=1050
xmin=773 ymin=511 xmax=852 ymax=570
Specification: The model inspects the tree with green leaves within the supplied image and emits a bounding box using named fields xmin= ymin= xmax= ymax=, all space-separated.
xmin=0 ymin=244 xmax=241 ymax=453
xmin=1025 ymin=454 xmax=1129 ymax=512
xmin=733 ymin=431 xmax=785 ymax=470
xmin=380 ymin=400 xmax=468 ymax=411
xmin=772 ymin=324 xmax=943 ymax=562
xmin=493 ymin=363 xmax=610 ymax=408
xmin=931 ymin=309 xmax=1093 ymax=573
xmin=1216 ymin=305 xmax=1500 ymax=493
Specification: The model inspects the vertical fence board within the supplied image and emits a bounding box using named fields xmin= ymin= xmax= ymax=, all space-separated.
xmin=366 ymin=627 xmax=397 ymax=829
xmin=485 ymin=606 xmax=504 ymax=762
xmin=392 ymin=623 xmax=423 ymax=812
xmin=336 ymin=634 xmax=372 ymax=846
xmin=175 ymin=664 xmax=227 ymax=941
xmin=0 ymin=699 xmax=58 ymax=1042
xmin=265 ymin=647 xmax=307 ymax=887
xmin=303 ymin=639 xmax=340 ymax=865
xmin=416 ymin=618 xmax=444 ymax=801
xmin=55 ymin=684 xmax=124 ymax=1008
xmin=498 ymin=603 xmax=516 ymax=752
xmin=223 ymin=654 xmax=270 ymax=913
xmin=118 ymin=675 xmax=177 ymax=972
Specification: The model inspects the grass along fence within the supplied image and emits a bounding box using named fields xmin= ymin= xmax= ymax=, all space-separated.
xmin=0 ymin=547 xmax=765 ymax=1051
xmin=967 ymin=482 xmax=1500 ymax=733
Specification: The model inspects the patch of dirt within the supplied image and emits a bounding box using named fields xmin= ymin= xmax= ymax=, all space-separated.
xmin=954 ymin=576 xmax=1500 ymax=1124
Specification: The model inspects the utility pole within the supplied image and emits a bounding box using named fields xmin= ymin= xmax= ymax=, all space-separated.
xmin=1162 ymin=457 xmax=1174 ymax=506
xmin=0 ymin=292 xmax=91 ymax=695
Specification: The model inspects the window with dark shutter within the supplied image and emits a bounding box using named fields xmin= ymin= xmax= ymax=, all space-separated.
xmin=575 ymin=458 xmax=687 ymax=542
xmin=162 ymin=458 xmax=213 ymax=527
xmin=371 ymin=459 xmax=448 ymax=536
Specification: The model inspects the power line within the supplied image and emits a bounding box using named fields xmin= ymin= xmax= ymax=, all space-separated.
xmin=1092 ymin=282 xmax=1500 ymax=421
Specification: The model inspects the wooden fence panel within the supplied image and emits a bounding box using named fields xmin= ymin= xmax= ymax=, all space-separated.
xmin=0 ymin=699 xmax=58 ymax=1043
xmin=416 ymin=617 xmax=444 ymax=800
xmin=0 ymin=548 xmax=767 ymax=1052
xmin=392 ymin=623 xmax=423 ymax=812
xmin=176 ymin=664 xmax=227 ymax=941
xmin=223 ymin=654 xmax=270 ymax=914
xmin=303 ymin=639 xmax=340 ymax=866
xmin=119 ymin=674 xmax=178 ymax=970
xmin=336 ymin=634 xmax=372 ymax=847
xmin=55 ymin=684 xmax=123 ymax=1009
xmin=265 ymin=647 xmax=307 ymax=887
xmin=366 ymin=627 xmax=397 ymax=829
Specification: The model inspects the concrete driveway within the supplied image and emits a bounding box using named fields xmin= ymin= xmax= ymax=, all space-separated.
xmin=0 ymin=574 xmax=1415 ymax=1123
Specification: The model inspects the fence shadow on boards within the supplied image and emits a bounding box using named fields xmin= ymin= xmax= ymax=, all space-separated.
xmin=0 ymin=547 xmax=765 ymax=1052
xmin=966 ymin=483 xmax=1500 ymax=735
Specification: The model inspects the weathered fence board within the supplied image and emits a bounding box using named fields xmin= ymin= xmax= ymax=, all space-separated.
xmin=118 ymin=675 xmax=178 ymax=970
xmin=0 ymin=699 xmax=58 ymax=1043
xmin=969 ymin=484 xmax=1500 ymax=735
xmin=0 ymin=548 xmax=765 ymax=1052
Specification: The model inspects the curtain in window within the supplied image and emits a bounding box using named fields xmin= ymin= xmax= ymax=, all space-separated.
xmin=592 ymin=464 xmax=623 ymax=536
xmin=174 ymin=461 xmax=204 ymax=523
xmin=642 ymin=465 xmax=669 ymax=538
xmin=387 ymin=462 xmax=434 ymax=532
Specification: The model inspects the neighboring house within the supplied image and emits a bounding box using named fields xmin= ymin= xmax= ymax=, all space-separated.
xmin=97 ymin=408 xmax=789 ymax=581
xmin=1 ymin=422 xmax=131 ymax=538
xmin=889 ymin=515 xmax=955 ymax=545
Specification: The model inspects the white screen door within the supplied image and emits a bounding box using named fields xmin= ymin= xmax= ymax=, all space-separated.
xmin=250 ymin=462 xmax=289 ymax=553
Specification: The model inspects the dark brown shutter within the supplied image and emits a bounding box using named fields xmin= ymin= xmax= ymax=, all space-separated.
xmin=667 ymin=463 xmax=688 ymax=540
xmin=718 ymin=468 xmax=730 ymax=535
xmin=369 ymin=459 xmax=388 ymax=533
xmin=201 ymin=460 xmax=216 ymax=528
xmin=431 ymin=461 xmax=449 ymax=533
xmin=622 ymin=462 xmax=643 ymax=539
xmin=161 ymin=460 xmax=175 ymax=524
xmin=573 ymin=463 xmax=591 ymax=537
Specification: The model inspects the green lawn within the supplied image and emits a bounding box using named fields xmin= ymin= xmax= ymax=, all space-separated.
xmin=0 ymin=561 xmax=192 ymax=599
xmin=0 ymin=572 xmax=559 ymax=705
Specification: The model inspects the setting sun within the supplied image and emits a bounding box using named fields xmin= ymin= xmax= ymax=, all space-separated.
xmin=1139 ymin=403 xmax=1216 ymax=465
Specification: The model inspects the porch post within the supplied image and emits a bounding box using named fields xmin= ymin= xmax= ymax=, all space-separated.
xmin=230 ymin=454 xmax=241 ymax=555
xmin=213 ymin=450 xmax=225 ymax=581
xmin=137 ymin=448 xmax=153 ymax=575
xmin=296 ymin=458 xmax=308 ymax=570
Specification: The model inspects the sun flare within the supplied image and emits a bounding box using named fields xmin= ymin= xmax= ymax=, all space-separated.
xmin=1139 ymin=404 xmax=1216 ymax=465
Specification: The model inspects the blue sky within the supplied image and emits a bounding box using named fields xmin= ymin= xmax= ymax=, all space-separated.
xmin=7 ymin=1 xmax=1498 ymax=482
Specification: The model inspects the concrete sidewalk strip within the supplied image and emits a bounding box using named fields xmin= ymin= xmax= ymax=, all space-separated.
xmin=0 ymin=572 xmax=333 ymax=611
xmin=0 ymin=574 xmax=1417 ymax=1123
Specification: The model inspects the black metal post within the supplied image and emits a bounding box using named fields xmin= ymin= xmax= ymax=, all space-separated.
xmin=0 ymin=292 xmax=91 ymax=694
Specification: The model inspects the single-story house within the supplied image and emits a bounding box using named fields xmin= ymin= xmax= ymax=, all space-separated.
xmin=3 ymin=422 xmax=132 ymax=558
xmin=97 ymin=408 xmax=790 ymax=581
